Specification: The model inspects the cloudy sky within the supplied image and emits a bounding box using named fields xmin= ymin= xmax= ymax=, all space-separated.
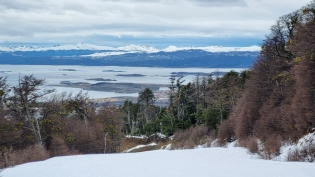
xmin=0 ymin=0 xmax=311 ymax=47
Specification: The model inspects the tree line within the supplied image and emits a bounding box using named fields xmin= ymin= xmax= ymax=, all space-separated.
xmin=217 ymin=1 xmax=315 ymax=148
xmin=120 ymin=70 xmax=249 ymax=136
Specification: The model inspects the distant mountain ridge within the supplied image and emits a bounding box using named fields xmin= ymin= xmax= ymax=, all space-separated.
xmin=0 ymin=43 xmax=261 ymax=52
xmin=0 ymin=43 xmax=260 ymax=68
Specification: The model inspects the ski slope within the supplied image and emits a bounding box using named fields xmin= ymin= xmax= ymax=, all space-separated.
xmin=2 ymin=146 xmax=314 ymax=177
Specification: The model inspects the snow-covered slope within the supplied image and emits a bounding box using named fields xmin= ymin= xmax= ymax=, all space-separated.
xmin=1 ymin=147 xmax=314 ymax=177
xmin=0 ymin=43 xmax=260 ymax=53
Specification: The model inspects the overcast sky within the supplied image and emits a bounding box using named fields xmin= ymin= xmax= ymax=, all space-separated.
xmin=0 ymin=0 xmax=311 ymax=47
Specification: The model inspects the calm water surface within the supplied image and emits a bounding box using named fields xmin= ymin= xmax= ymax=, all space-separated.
xmin=0 ymin=65 xmax=246 ymax=98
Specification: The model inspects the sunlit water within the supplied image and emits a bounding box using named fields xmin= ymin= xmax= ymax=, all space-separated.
xmin=0 ymin=65 xmax=246 ymax=98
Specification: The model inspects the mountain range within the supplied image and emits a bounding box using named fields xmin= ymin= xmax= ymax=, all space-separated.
xmin=0 ymin=43 xmax=260 ymax=68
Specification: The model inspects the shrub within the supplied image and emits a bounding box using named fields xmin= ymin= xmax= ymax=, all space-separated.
xmin=286 ymin=147 xmax=300 ymax=162
xmin=217 ymin=119 xmax=235 ymax=145
xmin=171 ymin=129 xmax=187 ymax=149
xmin=171 ymin=125 xmax=215 ymax=149
xmin=299 ymin=144 xmax=315 ymax=162
xmin=49 ymin=136 xmax=79 ymax=157
xmin=62 ymin=119 xmax=104 ymax=154
xmin=1 ymin=144 xmax=49 ymax=168
xmin=238 ymin=136 xmax=259 ymax=153
xmin=262 ymin=135 xmax=282 ymax=159
xmin=287 ymin=132 xmax=315 ymax=162
xmin=286 ymin=144 xmax=315 ymax=162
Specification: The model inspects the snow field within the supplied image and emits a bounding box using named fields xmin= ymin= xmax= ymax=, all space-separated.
xmin=2 ymin=146 xmax=314 ymax=177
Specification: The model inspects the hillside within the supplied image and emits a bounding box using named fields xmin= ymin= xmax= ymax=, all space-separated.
xmin=217 ymin=1 xmax=315 ymax=145
xmin=1 ymin=2 xmax=315 ymax=175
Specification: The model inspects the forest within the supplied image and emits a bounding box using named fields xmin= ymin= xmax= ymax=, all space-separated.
xmin=1 ymin=0 xmax=315 ymax=168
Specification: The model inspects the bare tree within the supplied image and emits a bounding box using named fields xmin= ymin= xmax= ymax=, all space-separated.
xmin=6 ymin=75 xmax=55 ymax=144
xmin=64 ymin=91 xmax=92 ymax=125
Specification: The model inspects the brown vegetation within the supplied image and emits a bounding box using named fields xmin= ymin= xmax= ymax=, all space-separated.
xmin=217 ymin=1 xmax=315 ymax=155
xmin=171 ymin=125 xmax=215 ymax=149
xmin=262 ymin=135 xmax=283 ymax=159
xmin=0 ymin=144 xmax=49 ymax=168
xmin=238 ymin=136 xmax=259 ymax=154
xmin=0 ymin=88 xmax=124 ymax=168
xmin=120 ymin=134 xmax=171 ymax=153
xmin=49 ymin=136 xmax=79 ymax=157
xmin=217 ymin=119 xmax=235 ymax=145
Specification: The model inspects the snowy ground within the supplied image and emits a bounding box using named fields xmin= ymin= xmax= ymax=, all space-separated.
xmin=2 ymin=146 xmax=315 ymax=177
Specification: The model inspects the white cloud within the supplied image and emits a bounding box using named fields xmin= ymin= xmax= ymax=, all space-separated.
xmin=0 ymin=0 xmax=311 ymax=45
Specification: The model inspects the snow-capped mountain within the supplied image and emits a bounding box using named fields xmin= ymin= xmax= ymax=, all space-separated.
xmin=0 ymin=43 xmax=260 ymax=68
xmin=0 ymin=43 xmax=260 ymax=53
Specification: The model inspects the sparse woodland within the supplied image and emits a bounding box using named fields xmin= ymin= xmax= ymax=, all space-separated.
xmin=1 ymin=0 xmax=315 ymax=169
xmin=0 ymin=75 xmax=124 ymax=168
